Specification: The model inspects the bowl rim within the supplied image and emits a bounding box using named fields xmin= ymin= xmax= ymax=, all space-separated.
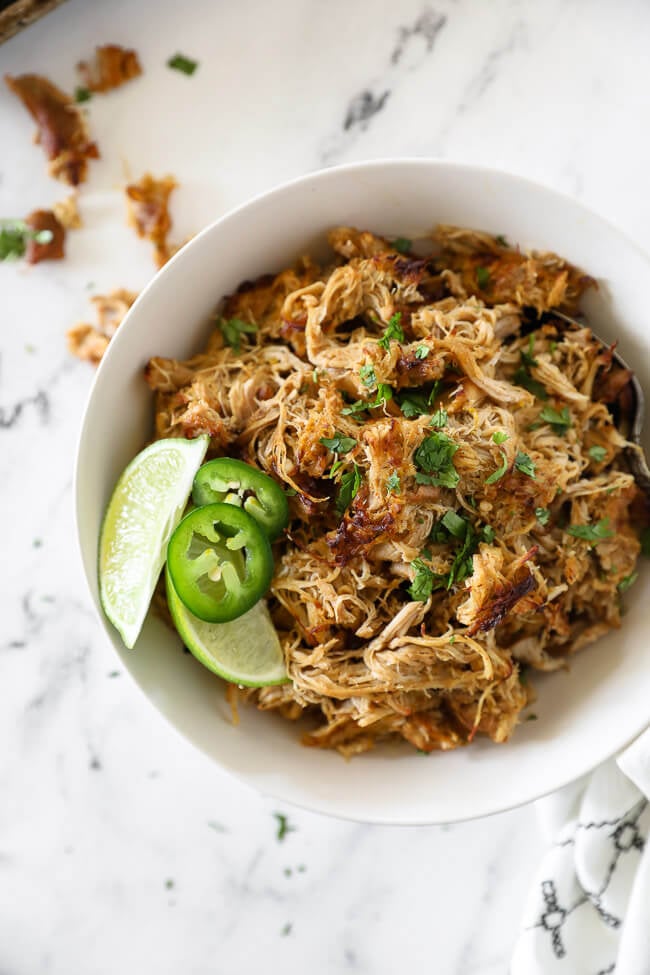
xmin=74 ymin=157 xmax=650 ymax=825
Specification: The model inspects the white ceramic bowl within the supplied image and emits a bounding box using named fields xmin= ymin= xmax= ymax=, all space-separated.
xmin=75 ymin=160 xmax=650 ymax=824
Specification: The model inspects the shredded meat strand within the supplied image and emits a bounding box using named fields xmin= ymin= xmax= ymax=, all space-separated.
xmin=77 ymin=44 xmax=142 ymax=93
xmin=125 ymin=172 xmax=177 ymax=268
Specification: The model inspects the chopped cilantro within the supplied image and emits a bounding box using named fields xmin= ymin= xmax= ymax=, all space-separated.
xmin=430 ymin=407 xmax=448 ymax=428
xmin=273 ymin=812 xmax=295 ymax=842
xmin=567 ymin=517 xmax=614 ymax=543
xmin=393 ymin=237 xmax=412 ymax=254
xmin=492 ymin=431 xmax=509 ymax=444
xmin=539 ymin=404 xmax=572 ymax=435
xmin=398 ymin=392 xmax=430 ymax=418
xmin=482 ymin=524 xmax=495 ymax=543
xmin=441 ymin=510 xmax=467 ymax=538
xmin=312 ymin=368 xmax=319 ymax=383
xmin=535 ymin=507 xmax=550 ymax=526
xmin=0 ymin=220 xmax=52 ymax=261
xmin=374 ymin=384 xmax=393 ymax=405
xmin=281 ymin=922 xmax=293 ymax=937
xmin=414 ymin=431 xmax=460 ymax=489
xmin=215 ymin=316 xmax=257 ymax=353
xmin=415 ymin=344 xmax=429 ymax=360
xmin=386 ymin=472 xmax=401 ymax=495
xmin=167 ymin=53 xmax=199 ymax=75
xmin=319 ymin=434 xmax=357 ymax=454
xmin=74 ymin=86 xmax=92 ymax=103
xmin=618 ymin=572 xmax=638 ymax=593
xmin=525 ymin=713 xmax=538 ymax=722
xmin=449 ymin=634 xmax=456 ymax=644
xmin=359 ymin=363 xmax=377 ymax=388
xmin=476 ymin=266 xmax=490 ymax=288
xmin=341 ymin=399 xmax=369 ymax=417
xmin=549 ymin=340 xmax=558 ymax=353
xmin=377 ymin=312 xmax=404 ymax=350
xmin=513 ymin=337 xmax=548 ymax=399
xmin=165 ymin=878 xmax=175 ymax=890
xmin=588 ymin=445 xmax=607 ymax=463
xmin=485 ymin=449 xmax=508 ymax=485
xmin=495 ymin=234 xmax=508 ymax=247
xmin=408 ymin=559 xmax=436 ymax=601
xmin=284 ymin=488 xmax=297 ymax=496
xmin=335 ymin=464 xmax=362 ymax=515
xmin=514 ymin=451 xmax=536 ymax=479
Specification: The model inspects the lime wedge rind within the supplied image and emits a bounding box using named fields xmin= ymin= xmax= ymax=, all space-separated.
xmin=99 ymin=436 xmax=209 ymax=649
xmin=166 ymin=567 xmax=288 ymax=687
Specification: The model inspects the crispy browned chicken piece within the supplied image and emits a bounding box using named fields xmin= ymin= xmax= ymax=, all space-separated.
xmin=77 ymin=44 xmax=142 ymax=93
xmin=125 ymin=173 xmax=177 ymax=268
xmin=5 ymin=74 xmax=99 ymax=186
xmin=24 ymin=209 xmax=65 ymax=264
xmin=67 ymin=289 xmax=137 ymax=365
xmin=52 ymin=194 xmax=82 ymax=230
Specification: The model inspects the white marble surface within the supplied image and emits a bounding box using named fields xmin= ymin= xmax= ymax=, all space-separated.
xmin=2 ymin=0 xmax=650 ymax=971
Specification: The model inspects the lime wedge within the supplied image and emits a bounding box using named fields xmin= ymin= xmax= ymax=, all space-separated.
xmin=166 ymin=567 xmax=288 ymax=686
xmin=99 ymin=436 xmax=209 ymax=649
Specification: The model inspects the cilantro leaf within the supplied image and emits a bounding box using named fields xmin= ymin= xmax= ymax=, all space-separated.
xmin=539 ymin=404 xmax=572 ymax=435
xmin=441 ymin=510 xmax=467 ymax=538
xmin=495 ymin=234 xmax=508 ymax=247
xmin=393 ymin=237 xmax=412 ymax=254
xmin=618 ymin=572 xmax=638 ymax=593
xmin=514 ymin=365 xmax=548 ymax=400
xmin=430 ymin=407 xmax=448 ymax=428
xmin=408 ymin=559 xmax=436 ymax=601
xmin=335 ymin=464 xmax=362 ymax=516
xmin=485 ymin=449 xmax=508 ymax=485
xmin=567 ymin=517 xmax=614 ymax=543
xmin=377 ymin=312 xmax=404 ymax=350
xmin=341 ymin=399 xmax=369 ymax=417
xmin=476 ymin=266 xmax=490 ymax=288
xmin=415 ymin=344 xmax=429 ymax=360
xmin=0 ymin=220 xmax=52 ymax=261
xmin=273 ymin=812 xmax=295 ymax=842
xmin=386 ymin=472 xmax=401 ymax=494
xmin=535 ymin=507 xmax=550 ymax=526
xmin=492 ymin=431 xmax=509 ymax=444
xmin=482 ymin=524 xmax=495 ymax=543
xmin=514 ymin=451 xmax=536 ymax=479
xmin=414 ymin=432 xmax=460 ymax=489
xmin=74 ymin=86 xmax=92 ymax=103
xmin=521 ymin=334 xmax=538 ymax=368
xmin=216 ymin=316 xmax=258 ymax=353
xmin=168 ymin=53 xmax=199 ymax=75
xmin=319 ymin=434 xmax=357 ymax=454
xmin=398 ymin=392 xmax=429 ymax=418
xmin=588 ymin=445 xmax=607 ymax=463
xmin=359 ymin=364 xmax=376 ymax=388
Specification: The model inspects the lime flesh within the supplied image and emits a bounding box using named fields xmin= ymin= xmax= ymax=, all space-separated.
xmin=166 ymin=567 xmax=288 ymax=687
xmin=99 ymin=436 xmax=209 ymax=649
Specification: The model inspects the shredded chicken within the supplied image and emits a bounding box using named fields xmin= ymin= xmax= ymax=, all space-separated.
xmin=125 ymin=172 xmax=177 ymax=268
xmin=77 ymin=44 xmax=142 ymax=93
xmin=52 ymin=194 xmax=82 ymax=230
xmin=67 ymin=288 xmax=137 ymax=364
xmin=24 ymin=208 xmax=65 ymax=264
xmin=5 ymin=73 xmax=98 ymax=185
xmin=146 ymin=224 xmax=646 ymax=757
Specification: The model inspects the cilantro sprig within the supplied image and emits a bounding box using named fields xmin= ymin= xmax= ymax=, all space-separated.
xmin=0 ymin=220 xmax=53 ymax=261
xmin=377 ymin=312 xmax=404 ymax=351
xmin=216 ymin=316 xmax=258 ymax=353
xmin=320 ymin=433 xmax=357 ymax=454
xmin=538 ymin=404 xmax=572 ymax=435
xmin=588 ymin=445 xmax=607 ymax=463
xmin=414 ymin=431 xmax=459 ymax=489
xmin=513 ymin=334 xmax=548 ymax=400
xmin=335 ymin=464 xmax=362 ymax=516
xmin=567 ymin=517 xmax=614 ymax=543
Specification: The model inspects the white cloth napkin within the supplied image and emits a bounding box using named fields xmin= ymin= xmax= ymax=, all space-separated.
xmin=511 ymin=728 xmax=650 ymax=975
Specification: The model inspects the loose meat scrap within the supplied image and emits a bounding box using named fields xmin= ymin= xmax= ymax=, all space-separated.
xmin=52 ymin=194 xmax=82 ymax=230
xmin=5 ymin=74 xmax=98 ymax=186
xmin=67 ymin=289 xmax=137 ymax=365
xmin=77 ymin=44 xmax=142 ymax=93
xmin=24 ymin=209 xmax=65 ymax=264
xmin=125 ymin=173 xmax=177 ymax=268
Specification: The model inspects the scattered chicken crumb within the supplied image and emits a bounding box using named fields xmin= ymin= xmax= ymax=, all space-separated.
xmin=52 ymin=194 xmax=82 ymax=230
xmin=24 ymin=209 xmax=65 ymax=264
xmin=5 ymin=73 xmax=99 ymax=185
xmin=67 ymin=288 xmax=137 ymax=364
xmin=125 ymin=172 xmax=177 ymax=268
xmin=77 ymin=44 xmax=142 ymax=93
